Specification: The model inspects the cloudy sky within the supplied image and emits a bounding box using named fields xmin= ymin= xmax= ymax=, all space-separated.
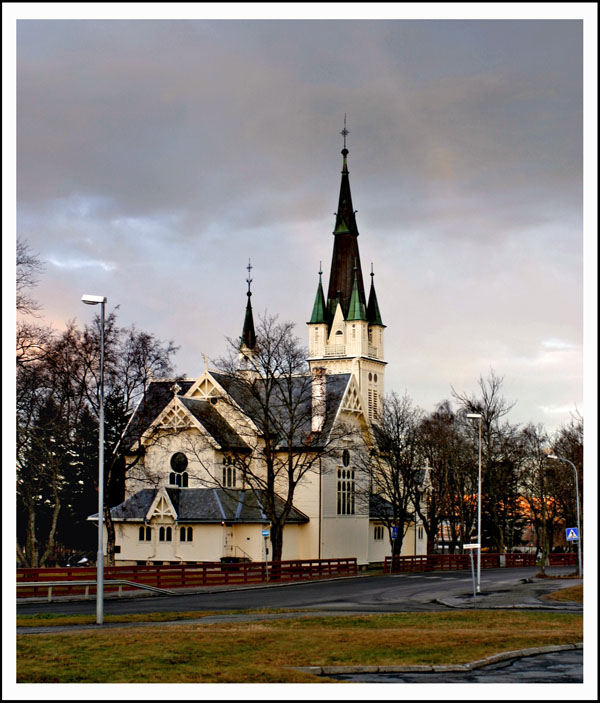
xmin=7 ymin=5 xmax=597 ymax=435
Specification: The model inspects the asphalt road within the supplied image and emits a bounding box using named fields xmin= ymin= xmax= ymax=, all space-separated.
xmin=17 ymin=566 xmax=580 ymax=618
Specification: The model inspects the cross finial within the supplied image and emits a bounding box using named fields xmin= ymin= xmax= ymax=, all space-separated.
xmin=170 ymin=381 xmax=181 ymax=396
xmin=340 ymin=114 xmax=349 ymax=149
xmin=371 ymin=262 xmax=374 ymax=278
xmin=246 ymin=259 xmax=253 ymax=296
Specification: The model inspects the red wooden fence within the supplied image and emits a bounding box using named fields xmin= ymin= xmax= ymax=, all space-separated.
xmin=384 ymin=552 xmax=576 ymax=573
xmin=17 ymin=557 xmax=358 ymax=598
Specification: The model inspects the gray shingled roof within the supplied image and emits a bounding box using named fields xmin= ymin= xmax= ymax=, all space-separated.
xmin=178 ymin=397 xmax=250 ymax=452
xmin=210 ymin=371 xmax=351 ymax=449
xmin=105 ymin=487 xmax=309 ymax=524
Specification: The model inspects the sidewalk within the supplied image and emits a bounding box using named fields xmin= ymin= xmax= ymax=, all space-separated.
xmin=435 ymin=574 xmax=583 ymax=611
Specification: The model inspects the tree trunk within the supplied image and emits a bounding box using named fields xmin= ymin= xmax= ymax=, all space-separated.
xmin=17 ymin=543 xmax=28 ymax=568
xmin=270 ymin=522 xmax=284 ymax=578
xmin=26 ymin=502 xmax=38 ymax=568
xmin=39 ymin=496 xmax=60 ymax=567
xmin=104 ymin=503 xmax=116 ymax=566
xmin=39 ymin=474 xmax=61 ymax=567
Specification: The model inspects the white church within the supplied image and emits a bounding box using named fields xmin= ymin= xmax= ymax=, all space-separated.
xmin=102 ymin=133 xmax=428 ymax=567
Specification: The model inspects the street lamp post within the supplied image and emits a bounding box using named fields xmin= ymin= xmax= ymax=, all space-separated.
xmin=467 ymin=413 xmax=483 ymax=592
xmin=548 ymin=454 xmax=582 ymax=576
xmin=81 ymin=294 xmax=107 ymax=625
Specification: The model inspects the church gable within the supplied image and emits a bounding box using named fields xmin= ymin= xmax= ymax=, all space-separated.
xmin=339 ymin=376 xmax=367 ymax=416
xmin=185 ymin=372 xmax=222 ymax=400
xmin=142 ymin=397 xmax=220 ymax=449
xmin=146 ymin=488 xmax=178 ymax=521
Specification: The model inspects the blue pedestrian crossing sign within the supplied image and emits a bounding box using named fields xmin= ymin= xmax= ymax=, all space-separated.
xmin=391 ymin=526 xmax=398 ymax=540
xmin=565 ymin=527 xmax=579 ymax=541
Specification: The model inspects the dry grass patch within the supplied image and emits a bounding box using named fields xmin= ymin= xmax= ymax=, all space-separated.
xmin=542 ymin=584 xmax=583 ymax=603
xmin=17 ymin=611 xmax=582 ymax=683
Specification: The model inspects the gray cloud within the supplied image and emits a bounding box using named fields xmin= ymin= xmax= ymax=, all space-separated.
xmin=15 ymin=17 xmax=586 ymax=432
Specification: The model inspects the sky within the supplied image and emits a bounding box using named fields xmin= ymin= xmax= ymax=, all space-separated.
xmin=6 ymin=4 xmax=598 ymax=441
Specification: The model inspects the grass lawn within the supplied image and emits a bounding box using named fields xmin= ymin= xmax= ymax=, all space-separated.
xmin=542 ymin=583 xmax=583 ymax=603
xmin=17 ymin=610 xmax=582 ymax=683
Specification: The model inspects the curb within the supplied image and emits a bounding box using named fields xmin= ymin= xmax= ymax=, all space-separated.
xmin=291 ymin=642 xmax=583 ymax=676
xmin=435 ymin=598 xmax=583 ymax=611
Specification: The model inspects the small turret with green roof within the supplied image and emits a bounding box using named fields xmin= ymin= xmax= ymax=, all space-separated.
xmin=346 ymin=263 xmax=367 ymax=322
xmin=367 ymin=265 xmax=385 ymax=327
xmin=309 ymin=265 xmax=329 ymax=325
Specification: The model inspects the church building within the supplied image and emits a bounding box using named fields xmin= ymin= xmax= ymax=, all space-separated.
xmin=102 ymin=129 xmax=428 ymax=567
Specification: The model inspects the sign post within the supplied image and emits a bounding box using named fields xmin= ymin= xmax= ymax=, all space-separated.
xmin=565 ymin=527 xmax=579 ymax=542
xmin=465 ymin=544 xmax=479 ymax=607
xmin=390 ymin=526 xmax=398 ymax=574
xmin=262 ymin=528 xmax=270 ymax=582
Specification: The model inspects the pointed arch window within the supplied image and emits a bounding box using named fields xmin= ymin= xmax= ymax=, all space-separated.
xmin=222 ymin=456 xmax=237 ymax=488
xmin=159 ymin=526 xmax=172 ymax=542
xmin=337 ymin=467 xmax=355 ymax=515
xmin=180 ymin=526 xmax=193 ymax=542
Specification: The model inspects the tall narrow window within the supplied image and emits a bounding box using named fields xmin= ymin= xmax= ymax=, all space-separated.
xmin=139 ymin=526 xmax=151 ymax=541
xmin=337 ymin=468 xmax=355 ymax=515
xmin=222 ymin=457 xmax=236 ymax=488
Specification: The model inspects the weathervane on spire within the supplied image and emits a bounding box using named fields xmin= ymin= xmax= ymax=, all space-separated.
xmin=340 ymin=114 xmax=349 ymax=149
xmin=246 ymin=259 xmax=253 ymax=297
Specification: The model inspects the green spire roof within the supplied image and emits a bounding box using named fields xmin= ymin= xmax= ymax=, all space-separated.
xmin=309 ymin=267 xmax=328 ymax=324
xmin=346 ymin=266 xmax=367 ymax=322
xmin=367 ymin=267 xmax=384 ymax=326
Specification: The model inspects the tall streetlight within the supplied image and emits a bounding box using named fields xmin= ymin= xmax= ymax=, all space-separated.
xmin=467 ymin=413 xmax=483 ymax=592
xmin=548 ymin=454 xmax=582 ymax=576
xmin=81 ymin=294 xmax=107 ymax=625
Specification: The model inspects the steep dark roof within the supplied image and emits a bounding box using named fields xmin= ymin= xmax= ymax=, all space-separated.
xmin=326 ymin=147 xmax=367 ymax=321
xmin=366 ymin=273 xmax=384 ymax=327
xmin=308 ymin=272 xmax=329 ymax=325
xmin=178 ymin=397 xmax=250 ymax=452
xmin=241 ymin=293 xmax=256 ymax=350
xmin=122 ymin=379 xmax=195 ymax=451
xmin=105 ymin=488 xmax=309 ymax=524
xmin=210 ymin=371 xmax=351 ymax=449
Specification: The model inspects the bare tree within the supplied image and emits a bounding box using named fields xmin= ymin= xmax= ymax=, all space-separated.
xmin=517 ymin=424 xmax=565 ymax=573
xmin=16 ymin=311 xmax=179 ymax=567
xmin=417 ymin=400 xmax=474 ymax=554
xmin=550 ymin=412 xmax=584 ymax=537
xmin=17 ymin=239 xmax=44 ymax=316
xmin=364 ymin=391 xmax=424 ymax=556
xmin=452 ymin=369 xmax=522 ymax=553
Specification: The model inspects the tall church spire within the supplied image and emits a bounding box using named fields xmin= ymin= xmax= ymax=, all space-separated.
xmin=327 ymin=117 xmax=367 ymax=320
xmin=307 ymin=124 xmax=386 ymax=424
xmin=240 ymin=259 xmax=256 ymax=350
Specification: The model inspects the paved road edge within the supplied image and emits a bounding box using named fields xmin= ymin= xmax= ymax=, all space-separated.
xmin=290 ymin=642 xmax=583 ymax=676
